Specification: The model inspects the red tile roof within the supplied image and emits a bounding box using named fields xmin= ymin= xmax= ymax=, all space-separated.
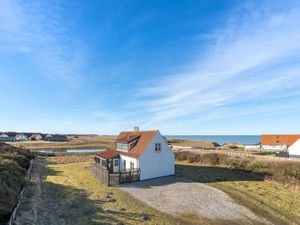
xmin=261 ymin=134 xmax=300 ymax=147
xmin=95 ymin=149 xmax=119 ymax=159
xmin=116 ymin=134 xmax=140 ymax=143
xmin=95 ymin=130 xmax=158 ymax=159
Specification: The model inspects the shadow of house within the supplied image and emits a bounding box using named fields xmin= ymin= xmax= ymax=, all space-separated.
xmin=175 ymin=164 xmax=267 ymax=183
xmin=119 ymin=164 xmax=267 ymax=190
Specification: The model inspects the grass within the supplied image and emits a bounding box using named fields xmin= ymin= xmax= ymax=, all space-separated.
xmin=41 ymin=161 xmax=204 ymax=225
xmin=0 ymin=143 xmax=34 ymax=224
xmin=168 ymin=139 xmax=219 ymax=148
xmin=10 ymin=135 xmax=115 ymax=150
xmin=176 ymin=161 xmax=300 ymax=225
xmin=175 ymin=151 xmax=300 ymax=187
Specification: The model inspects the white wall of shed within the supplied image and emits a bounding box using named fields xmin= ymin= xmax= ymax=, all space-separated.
xmin=119 ymin=155 xmax=138 ymax=170
xmin=139 ymin=131 xmax=174 ymax=180
xmin=289 ymin=139 xmax=300 ymax=157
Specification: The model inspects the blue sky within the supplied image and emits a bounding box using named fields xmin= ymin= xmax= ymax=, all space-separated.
xmin=1 ymin=0 xmax=300 ymax=135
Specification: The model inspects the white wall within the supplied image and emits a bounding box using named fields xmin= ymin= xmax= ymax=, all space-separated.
xmin=244 ymin=145 xmax=261 ymax=150
xmin=289 ymin=139 xmax=300 ymax=157
xmin=261 ymin=145 xmax=287 ymax=151
xmin=139 ymin=131 xmax=175 ymax=180
xmin=119 ymin=154 xmax=138 ymax=171
xmin=15 ymin=134 xmax=28 ymax=141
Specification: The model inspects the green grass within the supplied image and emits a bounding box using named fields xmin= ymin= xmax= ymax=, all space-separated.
xmin=176 ymin=162 xmax=300 ymax=225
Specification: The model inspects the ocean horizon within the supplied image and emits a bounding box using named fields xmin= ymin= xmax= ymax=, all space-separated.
xmin=165 ymin=135 xmax=260 ymax=145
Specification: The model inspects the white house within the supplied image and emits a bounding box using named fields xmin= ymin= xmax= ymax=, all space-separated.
xmin=0 ymin=134 xmax=14 ymax=142
xmin=14 ymin=134 xmax=28 ymax=141
xmin=29 ymin=134 xmax=43 ymax=140
xmin=244 ymin=144 xmax=261 ymax=150
xmin=95 ymin=127 xmax=175 ymax=181
xmin=288 ymin=139 xmax=300 ymax=158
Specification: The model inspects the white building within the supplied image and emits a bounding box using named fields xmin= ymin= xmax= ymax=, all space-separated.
xmin=0 ymin=134 xmax=14 ymax=142
xmin=244 ymin=144 xmax=261 ymax=150
xmin=14 ymin=134 xmax=28 ymax=141
xmin=261 ymin=145 xmax=287 ymax=151
xmin=95 ymin=128 xmax=175 ymax=181
xmin=288 ymin=139 xmax=300 ymax=158
xmin=29 ymin=134 xmax=43 ymax=140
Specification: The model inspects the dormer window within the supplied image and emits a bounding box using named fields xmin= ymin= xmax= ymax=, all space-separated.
xmin=116 ymin=142 xmax=129 ymax=151
xmin=155 ymin=143 xmax=161 ymax=152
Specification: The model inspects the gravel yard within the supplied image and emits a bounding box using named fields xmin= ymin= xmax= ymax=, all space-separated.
xmin=119 ymin=176 xmax=266 ymax=224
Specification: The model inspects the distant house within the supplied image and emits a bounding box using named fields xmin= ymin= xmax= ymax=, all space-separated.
xmin=94 ymin=127 xmax=175 ymax=186
xmin=0 ymin=134 xmax=14 ymax=142
xmin=29 ymin=134 xmax=43 ymax=141
xmin=14 ymin=134 xmax=28 ymax=141
xmin=261 ymin=134 xmax=300 ymax=157
xmin=44 ymin=134 xmax=67 ymax=142
xmin=244 ymin=144 xmax=261 ymax=150
xmin=44 ymin=134 xmax=53 ymax=141
xmin=288 ymin=139 xmax=300 ymax=158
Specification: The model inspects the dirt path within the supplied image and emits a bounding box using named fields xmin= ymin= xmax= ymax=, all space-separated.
xmin=119 ymin=176 xmax=268 ymax=224
xmin=13 ymin=157 xmax=58 ymax=225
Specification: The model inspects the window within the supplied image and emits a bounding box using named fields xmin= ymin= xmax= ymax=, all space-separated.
xmin=114 ymin=159 xmax=119 ymax=166
xmin=130 ymin=162 xmax=134 ymax=169
xmin=155 ymin=143 xmax=161 ymax=151
xmin=94 ymin=157 xmax=100 ymax=164
xmin=101 ymin=159 xmax=107 ymax=168
xmin=123 ymin=160 xmax=127 ymax=170
xmin=116 ymin=142 xmax=129 ymax=151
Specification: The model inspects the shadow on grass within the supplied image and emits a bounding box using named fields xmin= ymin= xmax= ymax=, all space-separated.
xmin=121 ymin=164 xmax=266 ymax=189
xmin=36 ymin=166 xmax=154 ymax=225
xmin=175 ymin=164 xmax=266 ymax=183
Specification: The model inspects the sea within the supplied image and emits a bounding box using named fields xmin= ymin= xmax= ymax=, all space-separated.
xmin=165 ymin=135 xmax=260 ymax=145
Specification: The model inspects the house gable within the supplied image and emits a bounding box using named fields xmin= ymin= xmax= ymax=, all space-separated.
xmin=138 ymin=131 xmax=174 ymax=180
xmin=109 ymin=130 xmax=158 ymax=158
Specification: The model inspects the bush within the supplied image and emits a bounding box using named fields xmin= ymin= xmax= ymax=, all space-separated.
xmin=201 ymin=153 xmax=220 ymax=165
xmin=284 ymin=167 xmax=300 ymax=180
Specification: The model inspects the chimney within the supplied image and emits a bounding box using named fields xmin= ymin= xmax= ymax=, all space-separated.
xmin=134 ymin=126 xmax=139 ymax=132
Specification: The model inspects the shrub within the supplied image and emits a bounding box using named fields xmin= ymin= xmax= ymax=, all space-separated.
xmin=175 ymin=152 xmax=188 ymax=161
xmin=201 ymin=153 xmax=220 ymax=165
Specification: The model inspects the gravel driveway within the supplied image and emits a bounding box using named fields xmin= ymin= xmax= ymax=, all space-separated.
xmin=119 ymin=176 xmax=264 ymax=224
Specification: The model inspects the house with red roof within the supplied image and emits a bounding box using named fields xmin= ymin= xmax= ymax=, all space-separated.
xmin=261 ymin=134 xmax=300 ymax=157
xmin=94 ymin=127 xmax=174 ymax=184
xmin=29 ymin=134 xmax=43 ymax=140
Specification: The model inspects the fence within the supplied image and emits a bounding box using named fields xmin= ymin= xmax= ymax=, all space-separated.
xmin=119 ymin=169 xmax=140 ymax=184
xmin=91 ymin=165 xmax=140 ymax=186
xmin=91 ymin=164 xmax=109 ymax=185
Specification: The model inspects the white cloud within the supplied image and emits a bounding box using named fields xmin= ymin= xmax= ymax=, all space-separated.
xmin=133 ymin=2 xmax=300 ymax=128
xmin=0 ymin=0 xmax=86 ymax=88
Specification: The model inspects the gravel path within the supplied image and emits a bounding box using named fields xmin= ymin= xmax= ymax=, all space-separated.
xmin=119 ymin=176 xmax=265 ymax=224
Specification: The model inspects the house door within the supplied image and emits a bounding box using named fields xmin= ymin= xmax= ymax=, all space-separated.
xmin=113 ymin=159 xmax=119 ymax=173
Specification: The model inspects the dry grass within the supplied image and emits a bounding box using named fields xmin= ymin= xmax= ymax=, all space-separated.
xmin=41 ymin=161 xmax=197 ymax=225
xmin=175 ymin=151 xmax=300 ymax=188
xmin=0 ymin=143 xmax=34 ymax=224
xmin=168 ymin=139 xmax=219 ymax=149
xmin=176 ymin=159 xmax=300 ymax=225
xmin=46 ymin=154 xmax=94 ymax=164
xmin=10 ymin=135 xmax=115 ymax=150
